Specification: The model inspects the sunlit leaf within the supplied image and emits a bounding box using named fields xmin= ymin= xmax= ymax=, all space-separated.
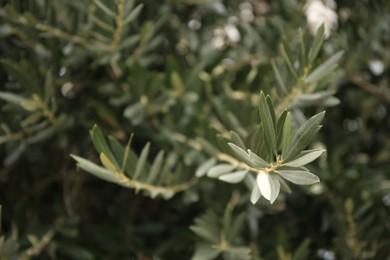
xmin=283 ymin=149 xmax=325 ymax=167
xmin=218 ymin=170 xmax=248 ymax=184
xmin=277 ymin=170 xmax=320 ymax=185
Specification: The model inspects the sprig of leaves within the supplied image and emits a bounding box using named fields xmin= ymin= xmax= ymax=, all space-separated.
xmin=71 ymin=125 xmax=197 ymax=199
xmin=202 ymin=92 xmax=325 ymax=204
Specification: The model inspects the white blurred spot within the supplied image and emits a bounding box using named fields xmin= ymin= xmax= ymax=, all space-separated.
xmin=318 ymin=249 xmax=336 ymax=260
xmin=368 ymin=59 xmax=385 ymax=76
xmin=61 ymin=82 xmax=74 ymax=97
xmin=224 ymin=24 xmax=240 ymax=42
xmin=59 ymin=66 xmax=66 ymax=76
xmin=304 ymin=0 xmax=338 ymax=38
xmin=188 ymin=18 xmax=201 ymax=30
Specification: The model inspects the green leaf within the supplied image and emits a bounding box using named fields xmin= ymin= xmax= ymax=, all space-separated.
xmin=133 ymin=142 xmax=150 ymax=179
xmin=308 ymin=25 xmax=325 ymax=64
xmin=305 ymin=51 xmax=344 ymax=84
xmin=283 ymin=111 xmax=325 ymax=162
xmin=230 ymin=131 xmax=246 ymax=150
xmin=191 ymin=243 xmax=221 ymax=260
xmin=71 ymin=154 xmax=123 ymax=185
xmin=123 ymin=4 xmax=144 ymax=25
xmin=277 ymin=170 xmax=320 ymax=185
xmin=248 ymin=150 xmax=270 ymax=168
xmin=207 ymin=164 xmax=236 ymax=178
xmin=283 ymin=149 xmax=325 ymax=167
xmin=90 ymin=125 xmax=120 ymax=170
xmin=195 ymin=158 xmax=217 ymax=177
xmin=268 ymin=174 xmax=281 ymax=204
xmin=228 ymin=143 xmax=256 ymax=168
xmin=218 ymin=170 xmax=248 ymax=184
xmin=190 ymin=211 xmax=220 ymax=244
xmin=226 ymin=213 xmax=246 ymax=242
xmin=276 ymin=110 xmax=288 ymax=148
xmin=225 ymin=247 xmax=252 ymax=260
xmin=292 ymin=239 xmax=311 ymax=260
xmin=0 ymin=91 xmax=26 ymax=105
xmin=271 ymin=59 xmax=288 ymax=95
xmin=280 ymin=44 xmax=298 ymax=79
xmin=146 ymin=150 xmax=164 ymax=183
xmin=259 ymin=92 xmax=277 ymax=155
xmin=92 ymin=0 xmax=116 ymax=17
xmin=281 ymin=112 xmax=292 ymax=156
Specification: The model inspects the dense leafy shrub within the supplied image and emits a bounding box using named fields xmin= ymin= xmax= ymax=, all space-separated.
xmin=0 ymin=0 xmax=389 ymax=259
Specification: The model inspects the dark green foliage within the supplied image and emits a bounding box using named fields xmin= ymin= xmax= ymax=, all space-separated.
xmin=0 ymin=0 xmax=389 ymax=259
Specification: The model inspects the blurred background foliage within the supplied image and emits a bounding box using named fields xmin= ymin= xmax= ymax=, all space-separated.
xmin=0 ymin=0 xmax=389 ymax=259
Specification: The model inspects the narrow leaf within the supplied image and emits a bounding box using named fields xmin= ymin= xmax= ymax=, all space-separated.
xmin=92 ymin=0 xmax=116 ymax=17
xmin=100 ymin=153 xmax=118 ymax=172
xmin=283 ymin=149 xmax=325 ymax=167
xmin=218 ymin=170 xmax=248 ymax=184
xmin=283 ymin=111 xmax=325 ymax=162
xmin=259 ymin=92 xmax=277 ymax=155
xmin=268 ymin=174 xmax=281 ymax=204
xmin=207 ymin=164 xmax=236 ymax=178
xmin=271 ymin=59 xmax=288 ymax=94
xmin=250 ymin=180 xmax=262 ymax=205
xmin=195 ymin=158 xmax=217 ymax=177
xmin=276 ymin=110 xmax=288 ymax=148
xmin=121 ymin=134 xmax=134 ymax=172
xmin=277 ymin=170 xmax=320 ymax=185
xmin=248 ymin=150 xmax=269 ymax=168
xmin=133 ymin=142 xmax=150 ymax=179
xmin=191 ymin=243 xmax=221 ymax=260
xmin=230 ymin=131 xmax=246 ymax=150
xmin=281 ymin=112 xmax=292 ymax=156
xmin=146 ymin=151 xmax=164 ymax=183
xmin=90 ymin=125 xmax=119 ymax=169
xmin=228 ymin=143 xmax=256 ymax=168
xmin=123 ymin=4 xmax=144 ymax=25
xmin=280 ymin=44 xmax=298 ymax=79
xmin=308 ymin=25 xmax=325 ymax=64
xmin=71 ymin=155 xmax=122 ymax=185
xmin=305 ymin=51 xmax=344 ymax=83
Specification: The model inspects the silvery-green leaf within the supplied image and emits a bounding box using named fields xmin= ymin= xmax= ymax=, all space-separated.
xmin=146 ymin=150 xmax=164 ymax=183
xmin=283 ymin=111 xmax=325 ymax=162
xmin=195 ymin=158 xmax=217 ymax=177
xmin=250 ymin=180 xmax=261 ymax=205
xmin=276 ymin=110 xmax=288 ymax=148
xmin=281 ymin=112 xmax=292 ymax=155
xmin=256 ymin=171 xmax=271 ymax=201
xmin=218 ymin=170 xmax=248 ymax=184
xmin=191 ymin=243 xmax=221 ymax=260
xmin=228 ymin=143 xmax=256 ymax=167
xmin=308 ymin=24 xmax=325 ymax=64
xmin=277 ymin=170 xmax=320 ymax=185
xmin=207 ymin=164 xmax=236 ymax=178
xmin=71 ymin=154 xmax=122 ymax=185
xmin=259 ymin=92 xmax=277 ymax=155
xmin=226 ymin=246 xmax=252 ymax=260
xmin=230 ymin=131 xmax=246 ymax=150
xmin=133 ymin=142 xmax=150 ymax=179
xmin=90 ymin=125 xmax=119 ymax=170
xmin=268 ymin=174 xmax=281 ymax=204
xmin=248 ymin=150 xmax=269 ymax=168
xmin=305 ymin=51 xmax=344 ymax=84
xmin=284 ymin=149 xmax=325 ymax=167
xmin=271 ymin=59 xmax=288 ymax=95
